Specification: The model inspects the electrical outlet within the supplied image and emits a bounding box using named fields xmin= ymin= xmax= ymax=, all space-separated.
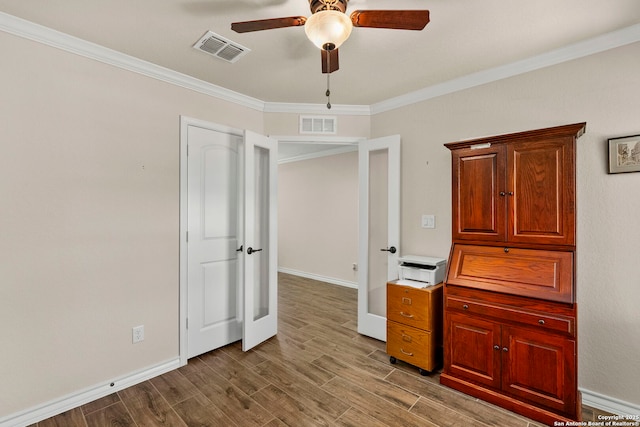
xmin=132 ymin=325 xmax=144 ymax=343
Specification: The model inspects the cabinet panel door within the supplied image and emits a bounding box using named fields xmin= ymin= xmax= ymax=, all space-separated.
xmin=502 ymin=326 xmax=577 ymax=416
xmin=447 ymin=244 xmax=574 ymax=303
xmin=445 ymin=312 xmax=501 ymax=389
xmin=452 ymin=145 xmax=506 ymax=242
xmin=508 ymin=138 xmax=575 ymax=246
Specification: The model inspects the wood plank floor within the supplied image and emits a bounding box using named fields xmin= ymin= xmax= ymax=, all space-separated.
xmin=31 ymin=273 xmax=610 ymax=427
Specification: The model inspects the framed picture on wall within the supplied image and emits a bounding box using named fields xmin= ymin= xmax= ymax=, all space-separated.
xmin=608 ymin=134 xmax=640 ymax=174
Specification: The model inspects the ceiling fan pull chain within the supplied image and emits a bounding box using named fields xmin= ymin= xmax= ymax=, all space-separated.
xmin=326 ymin=50 xmax=332 ymax=109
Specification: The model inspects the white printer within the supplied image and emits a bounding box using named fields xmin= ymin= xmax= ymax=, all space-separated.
xmin=397 ymin=255 xmax=446 ymax=287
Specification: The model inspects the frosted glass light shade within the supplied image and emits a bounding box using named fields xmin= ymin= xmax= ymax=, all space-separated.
xmin=304 ymin=10 xmax=353 ymax=50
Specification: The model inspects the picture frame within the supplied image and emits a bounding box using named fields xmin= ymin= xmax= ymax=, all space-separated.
xmin=608 ymin=134 xmax=640 ymax=174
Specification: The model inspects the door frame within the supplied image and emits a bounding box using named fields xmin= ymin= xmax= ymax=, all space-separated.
xmin=179 ymin=116 xmax=244 ymax=366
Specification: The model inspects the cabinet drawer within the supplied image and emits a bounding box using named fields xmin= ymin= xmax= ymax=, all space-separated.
xmin=447 ymin=244 xmax=574 ymax=303
xmin=387 ymin=283 xmax=442 ymax=331
xmin=446 ymin=295 xmax=575 ymax=336
xmin=387 ymin=321 xmax=434 ymax=370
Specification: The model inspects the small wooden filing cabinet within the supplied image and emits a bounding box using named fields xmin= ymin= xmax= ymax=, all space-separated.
xmin=386 ymin=281 xmax=443 ymax=374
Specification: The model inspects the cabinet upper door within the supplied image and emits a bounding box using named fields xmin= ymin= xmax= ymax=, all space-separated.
xmin=452 ymin=145 xmax=507 ymax=242
xmin=508 ymin=138 xmax=575 ymax=246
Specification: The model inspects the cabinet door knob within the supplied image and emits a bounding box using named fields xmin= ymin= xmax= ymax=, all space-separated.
xmin=493 ymin=345 xmax=500 ymax=350
xmin=504 ymin=247 xmax=509 ymax=253
xmin=538 ymin=319 xmax=545 ymax=325
xmin=462 ymin=304 xmax=469 ymax=310
xmin=499 ymin=191 xmax=506 ymax=196
xmin=502 ymin=347 xmax=509 ymax=352
xmin=508 ymin=191 xmax=514 ymax=196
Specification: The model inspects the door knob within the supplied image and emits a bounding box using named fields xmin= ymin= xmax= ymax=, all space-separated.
xmin=247 ymin=247 xmax=262 ymax=255
xmin=380 ymin=246 xmax=397 ymax=254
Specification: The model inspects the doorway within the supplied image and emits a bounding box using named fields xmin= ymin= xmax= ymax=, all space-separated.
xmin=276 ymin=135 xmax=401 ymax=342
xmin=179 ymin=117 xmax=278 ymax=364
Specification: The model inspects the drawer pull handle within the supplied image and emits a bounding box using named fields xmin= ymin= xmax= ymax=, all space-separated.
xmin=462 ymin=304 xmax=469 ymax=310
xmin=504 ymin=247 xmax=509 ymax=253
xmin=402 ymin=297 xmax=412 ymax=305
xmin=400 ymin=312 xmax=414 ymax=318
xmin=538 ymin=319 xmax=545 ymax=325
xmin=400 ymin=348 xmax=414 ymax=357
xmin=402 ymin=334 xmax=412 ymax=343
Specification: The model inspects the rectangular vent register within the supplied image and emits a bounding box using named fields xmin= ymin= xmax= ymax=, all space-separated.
xmin=193 ymin=31 xmax=250 ymax=63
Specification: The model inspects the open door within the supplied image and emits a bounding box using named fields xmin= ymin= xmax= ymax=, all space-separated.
xmin=357 ymin=135 xmax=400 ymax=341
xmin=180 ymin=118 xmax=277 ymax=362
xmin=242 ymin=130 xmax=278 ymax=351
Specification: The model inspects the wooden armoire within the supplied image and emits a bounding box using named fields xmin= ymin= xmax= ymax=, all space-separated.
xmin=440 ymin=123 xmax=586 ymax=425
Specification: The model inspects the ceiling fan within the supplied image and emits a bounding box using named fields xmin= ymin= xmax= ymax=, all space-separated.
xmin=231 ymin=0 xmax=430 ymax=75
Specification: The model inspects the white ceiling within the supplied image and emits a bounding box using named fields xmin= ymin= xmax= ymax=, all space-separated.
xmin=1 ymin=0 xmax=639 ymax=107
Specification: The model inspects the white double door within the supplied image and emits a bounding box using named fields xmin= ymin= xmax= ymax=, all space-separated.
xmin=182 ymin=118 xmax=277 ymax=358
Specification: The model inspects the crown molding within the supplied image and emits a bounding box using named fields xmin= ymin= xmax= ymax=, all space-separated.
xmin=2 ymin=12 xmax=639 ymax=116
xmin=263 ymin=102 xmax=370 ymax=115
xmin=0 ymin=12 xmax=266 ymax=111
xmin=370 ymin=23 xmax=640 ymax=115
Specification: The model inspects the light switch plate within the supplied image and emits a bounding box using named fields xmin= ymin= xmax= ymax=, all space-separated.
xmin=422 ymin=214 xmax=435 ymax=229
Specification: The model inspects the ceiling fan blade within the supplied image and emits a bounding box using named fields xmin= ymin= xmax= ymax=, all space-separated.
xmin=321 ymin=49 xmax=339 ymax=74
xmin=350 ymin=10 xmax=430 ymax=30
xmin=231 ymin=16 xmax=307 ymax=33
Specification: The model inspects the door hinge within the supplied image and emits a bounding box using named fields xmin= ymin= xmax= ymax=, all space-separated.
xmin=186 ymin=231 xmax=189 ymax=242
xmin=186 ymin=318 xmax=188 ymax=329
xmin=186 ymin=144 xmax=189 ymax=156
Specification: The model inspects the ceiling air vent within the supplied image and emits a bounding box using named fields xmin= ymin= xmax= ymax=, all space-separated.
xmin=193 ymin=31 xmax=250 ymax=63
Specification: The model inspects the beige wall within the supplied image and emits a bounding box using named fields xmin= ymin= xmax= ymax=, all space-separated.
xmin=0 ymin=32 xmax=263 ymax=417
xmin=371 ymin=42 xmax=640 ymax=406
xmin=278 ymin=151 xmax=359 ymax=284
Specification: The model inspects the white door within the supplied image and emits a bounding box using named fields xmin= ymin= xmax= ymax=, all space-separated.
xmin=181 ymin=119 xmax=278 ymax=360
xmin=242 ymin=130 xmax=278 ymax=351
xmin=357 ymin=135 xmax=401 ymax=341
xmin=186 ymin=125 xmax=243 ymax=358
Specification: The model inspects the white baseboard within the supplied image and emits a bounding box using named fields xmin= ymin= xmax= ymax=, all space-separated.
xmin=580 ymin=387 xmax=640 ymax=416
xmin=278 ymin=267 xmax=358 ymax=289
xmin=0 ymin=358 xmax=182 ymax=427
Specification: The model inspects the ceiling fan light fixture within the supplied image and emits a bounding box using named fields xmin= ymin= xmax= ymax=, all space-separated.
xmin=304 ymin=10 xmax=353 ymax=50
